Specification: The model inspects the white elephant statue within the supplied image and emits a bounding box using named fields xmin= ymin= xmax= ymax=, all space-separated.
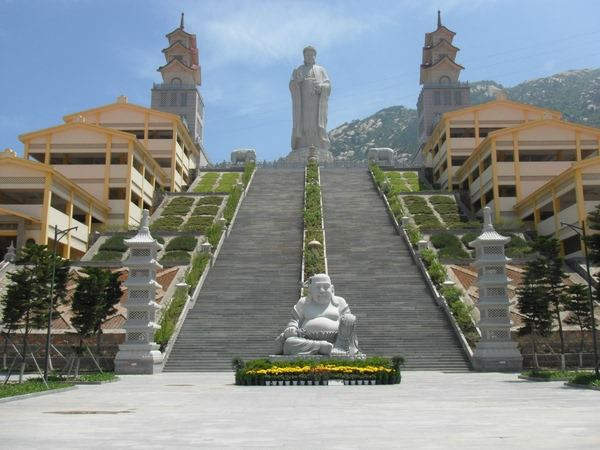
xmin=231 ymin=149 xmax=256 ymax=164
xmin=367 ymin=147 xmax=394 ymax=164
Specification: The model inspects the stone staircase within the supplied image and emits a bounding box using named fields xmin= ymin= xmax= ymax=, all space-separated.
xmin=164 ymin=169 xmax=305 ymax=371
xmin=320 ymin=168 xmax=470 ymax=371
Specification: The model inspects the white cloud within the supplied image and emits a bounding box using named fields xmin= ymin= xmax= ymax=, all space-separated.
xmin=163 ymin=0 xmax=391 ymax=67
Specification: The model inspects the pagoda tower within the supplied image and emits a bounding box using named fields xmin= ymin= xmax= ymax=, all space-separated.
xmin=151 ymin=13 xmax=204 ymax=150
xmin=415 ymin=11 xmax=470 ymax=163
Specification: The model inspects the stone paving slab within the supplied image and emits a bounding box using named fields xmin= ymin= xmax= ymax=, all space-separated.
xmin=1 ymin=371 xmax=599 ymax=449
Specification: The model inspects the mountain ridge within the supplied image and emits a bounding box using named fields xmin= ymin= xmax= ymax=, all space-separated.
xmin=328 ymin=68 xmax=600 ymax=160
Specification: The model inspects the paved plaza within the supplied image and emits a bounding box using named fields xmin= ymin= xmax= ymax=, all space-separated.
xmin=1 ymin=371 xmax=599 ymax=449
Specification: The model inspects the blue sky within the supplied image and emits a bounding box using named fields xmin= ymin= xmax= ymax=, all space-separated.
xmin=1 ymin=0 xmax=599 ymax=162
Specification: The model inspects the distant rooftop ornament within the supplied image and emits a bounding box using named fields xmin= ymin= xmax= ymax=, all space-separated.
xmin=495 ymin=90 xmax=508 ymax=101
xmin=180 ymin=12 xmax=184 ymax=29
xmin=1 ymin=148 xmax=16 ymax=158
xmin=437 ymin=10 xmax=442 ymax=28
xmin=117 ymin=95 xmax=128 ymax=104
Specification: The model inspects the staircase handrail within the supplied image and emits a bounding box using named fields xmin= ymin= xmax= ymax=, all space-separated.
xmin=369 ymin=168 xmax=474 ymax=363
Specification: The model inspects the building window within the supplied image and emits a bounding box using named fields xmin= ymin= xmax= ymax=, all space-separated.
xmin=451 ymin=156 xmax=468 ymax=166
xmin=443 ymin=91 xmax=451 ymax=105
xmin=479 ymin=128 xmax=502 ymax=138
xmin=170 ymin=93 xmax=177 ymax=106
xmin=147 ymin=130 xmax=173 ymax=140
xmin=109 ymin=188 xmax=126 ymax=200
xmin=181 ymin=92 xmax=187 ymax=106
xmin=155 ymin=158 xmax=171 ymax=168
xmin=433 ymin=91 xmax=441 ymax=105
xmin=160 ymin=93 xmax=167 ymax=106
xmin=0 ymin=189 xmax=44 ymax=205
xmin=482 ymin=155 xmax=492 ymax=171
xmin=439 ymin=75 xmax=451 ymax=84
xmin=562 ymin=234 xmax=582 ymax=255
xmin=498 ymin=185 xmax=516 ymax=197
xmin=454 ymin=91 xmax=462 ymax=105
xmin=171 ymin=77 xmax=182 ymax=86
xmin=110 ymin=153 xmax=127 ymax=165
xmin=558 ymin=189 xmax=577 ymax=211
xmin=497 ymin=150 xmax=514 ymax=162
xmin=450 ymin=128 xmax=476 ymax=138
xmin=582 ymin=149 xmax=598 ymax=159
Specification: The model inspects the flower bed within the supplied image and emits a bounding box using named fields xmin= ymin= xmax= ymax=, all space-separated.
xmin=161 ymin=197 xmax=196 ymax=216
xmin=192 ymin=205 xmax=220 ymax=216
xmin=234 ymin=357 xmax=403 ymax=385
xmin=182 ymin=215 xmax=215 ymax=233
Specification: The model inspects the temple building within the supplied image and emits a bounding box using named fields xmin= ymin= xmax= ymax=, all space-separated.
xmin=0 ymin=17 xmax=210 ymax=259
xmin=415 ymin=11 xmax=470 ymax=167
xmin=151 ymin=13 xmax=205 ymax=155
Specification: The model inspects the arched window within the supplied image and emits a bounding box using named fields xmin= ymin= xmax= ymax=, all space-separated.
xmin=439 ymin=76 xmax=451 ymax=84
xmin=171 ymin=77 xmax=182 ymax=86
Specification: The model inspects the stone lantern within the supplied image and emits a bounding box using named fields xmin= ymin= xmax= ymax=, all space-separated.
xmin=115 ymin=210 xmax=164 ymax=374
xmin=469 ymin=207 xmax=522 ymax=371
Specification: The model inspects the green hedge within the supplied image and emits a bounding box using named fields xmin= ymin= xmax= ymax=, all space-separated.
xmin=304 ymin=161 xmax=325 ymax=278
xmin=506 ymin=234 xmax=533 ymax=258
xmin=197 ymin=196 xmax=224 ymax=206
xmin=154 ymin=288 xmax=188 ymax=350
xmin=92 ymin=250 xmax=124 ymax=261
xmin=206 ymin=223 xmax=224 ymax=247
xmin=150 ymin=216 xmax=184 ymax=232
xmin=440 ymin=285 xmax=479 ymax=346
xmin=461 ymin=232 xmax=479 ymax=248
xmin=234 ymin=356 xmax=403 ymax=385
xmin=99 ymin=235 xmax=127 ymax=252
xmin=182 ymin=215 xmax=214 ymax=233
xmin=428 ymin=195 xmax=455 ymax=205
xmin=160 ymin=250 xmax=191 ymax=262
xmin=412 ymin=214 xmax=443 ymax=229
xmin=166 ymin=235 xmax=197 ymax=252
xmin=431 ymin=232 xmax=470 ymax=259
xmin=185 ymin=252 xmax=210 ymax=290
xmin=403 ymin=195 xmax=428 ymax=207
xmin=192 ymin=205 xmax=220 ymax=216
xmin=242 ymin=161 xmax=255 ymax=186
xmin=162 ymin=197 xmax=195 ymax=216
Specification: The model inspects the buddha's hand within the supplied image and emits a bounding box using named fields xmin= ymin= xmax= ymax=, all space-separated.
xmin=284 ymin=327 xmax=299 ymax=338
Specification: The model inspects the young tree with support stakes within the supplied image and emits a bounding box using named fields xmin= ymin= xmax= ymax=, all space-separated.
xmin=564 ymin=283 xmax=594 ymax=367
xmin=71 ymin=268 xmax=122 ymax=375
xmin=0 ymin=244 xmax=70 ymax=381
xmin=517 ymin=259 xmax=553 ymax=369
xmin=531 ymin=236 xmax=568 ymax=369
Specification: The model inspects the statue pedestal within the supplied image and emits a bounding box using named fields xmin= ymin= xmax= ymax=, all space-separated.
xmin=286 ymin=147 xmax=333 ymax=163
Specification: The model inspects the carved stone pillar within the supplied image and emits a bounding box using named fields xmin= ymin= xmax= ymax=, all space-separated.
xmin=469 ymin=207 xmax=522 ymax=371
xmin=115 ymin=210 xmax=164 ymax=374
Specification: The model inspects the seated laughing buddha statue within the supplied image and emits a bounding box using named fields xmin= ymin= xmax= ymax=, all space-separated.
xmin=274 ymin=274 xmax=362 ymax=357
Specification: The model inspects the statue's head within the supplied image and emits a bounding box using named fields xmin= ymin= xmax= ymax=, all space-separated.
xmin=303 ymin=46 xmax=317 ymax=65
xmin=307 ymin=273 xmax=334 ymax=305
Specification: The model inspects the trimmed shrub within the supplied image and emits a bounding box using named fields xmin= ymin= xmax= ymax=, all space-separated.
xmin=461 ymin=232 xmax=479 ymax=248
xmin=223 ymin=185 xmax=243 ymax=224
xmin=242 ymin=161 xmax=255 ymax=186
xmin=162 ymin=197 xmax=195 ymax=216
xmin=182 ymin=215 xmax=214 ymax=233
xmin=186 ymin=252 xmax=210 ymax=290
xmin=506 ymin=234 xmax=533 ymax=258
xmin=150 ymin=216 xmax=183 ymax=232
xmin=432 ymin=203 xmax=459 ymax=215
xmin=412 ymin=214 xmax=443 ymax=228
xmin=166 ymin=235 xmax=197 ymax=252
xmin=160 ymin=250 xmax=191 ymax=262
xmin=405 ymin=225 xmax=422 ymax=246
xmin=438 ymin=246 xmax=470 ymax=259
xmin=192 ymin=205 xmax=219 ymax=216
xmin=92 ymin=250 xmax=124 ymax=261
xmin=206 ymin=223 xmax=224 ymax=247
xmin=403 ymin=195 xmax=427 ymax=207
xmin=428 ymin=195 xmax=456 ymax=205
xmin=430 ymin=232 xmax=461 ymax=250
xmin=406 ymin=204 xmax=432 ymax=215
xmin=99 ymin=236 xmax=127 ymax=252
xmin=197 ymin=196 xmax=224 ymax=206
xmin=154 ymin=288 xmax=187 ymax=350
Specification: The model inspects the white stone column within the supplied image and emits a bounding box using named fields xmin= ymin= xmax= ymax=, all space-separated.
xmin=469 ymin=207 xmax=522 ymax=371
xmin=115 ymin=210 xmax=164 ymax=374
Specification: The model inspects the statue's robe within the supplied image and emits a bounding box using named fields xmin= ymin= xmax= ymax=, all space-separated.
xmin=290 ymin=64 xmax=331 ymax=151
xmin=274 ymin=295 xmax=349 ymax=355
